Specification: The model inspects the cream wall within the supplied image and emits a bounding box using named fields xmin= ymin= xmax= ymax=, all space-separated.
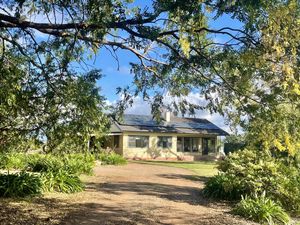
xmin=121 ymin=132 xmax=219 ymax=160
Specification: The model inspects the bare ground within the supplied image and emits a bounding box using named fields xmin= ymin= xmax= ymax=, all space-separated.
xmin=0 ymin=162 xmax=255 ymax=225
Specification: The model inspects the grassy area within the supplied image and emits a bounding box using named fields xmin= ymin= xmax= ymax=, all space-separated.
xmin=131 ymin=160 xmax=218 ymax=177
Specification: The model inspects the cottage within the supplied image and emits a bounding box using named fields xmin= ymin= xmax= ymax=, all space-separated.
xmin=105 ymin=112 xmax=229 ymax=161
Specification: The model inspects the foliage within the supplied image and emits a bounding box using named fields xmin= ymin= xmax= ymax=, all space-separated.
xmin=95 ymin=152 xmax=127 ymax=165
xmin=27 ymin=154 xmax=64 ymax=173
xmin=217 ymin=149 xmax=284 ymax=197
xmin=0 ymin=153 xmax=96 ymax=176
xmin=205 ymin=148 xmax=300 ymax=220
xmin=233 ymin=193 xmax=290 ymax=225
xmin=274 ymin=162 xmax=300 ymax=214
xmin=0 ymin=172 xmax=42 ymax=197
xmin=63 ymin=153 xmax=96 ymax=175
xmin=0 ymin=1 xmax=299 ymax=150
xmin=245 ymin=106 xmax=300 ymax=157
xmin=0 ymin=51 xmax=109 ymax=152
xmin=224 ymin=135 xmax=246 ymax=155
xmin=40 ymin=170 xmax=84 ymax=193
xmin=0 ymin=153 xmax=27 ymax=171
xmin=0 ymin=153 xmax=95 ymax=195
xmin=203 ymin=173 xmax=245 ymax=200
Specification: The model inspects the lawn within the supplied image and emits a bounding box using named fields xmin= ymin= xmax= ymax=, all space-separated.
xmin=131 ymin=160 xmax=218 ymax=177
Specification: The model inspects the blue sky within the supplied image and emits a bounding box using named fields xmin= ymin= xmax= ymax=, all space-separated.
xmin=93 ymin=11 xmax=243 ymax=101
xmin=78 ymin=2 xmax=244 ymax=132
xmin=22 ymin=1 xmax=242 ymax=132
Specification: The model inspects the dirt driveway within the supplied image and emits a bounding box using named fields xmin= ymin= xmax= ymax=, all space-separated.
xmin=59 ymin=162 xmax=253 ymax=225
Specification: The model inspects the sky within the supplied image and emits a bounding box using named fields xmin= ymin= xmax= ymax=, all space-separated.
xmin=85 ymin=3 xmax=243 ymax=133
xmin=1 ymin=1 xmax=243 ymax=133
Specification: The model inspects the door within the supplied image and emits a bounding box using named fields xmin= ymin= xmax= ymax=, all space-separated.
xmin=202 ymin=138 xmax=209 ymax=155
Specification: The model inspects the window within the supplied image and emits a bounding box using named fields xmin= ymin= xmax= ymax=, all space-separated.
xmin=113 ymin=135 xmax=120 ymax=148
xmin=158 ymin=136 xmax=172 ymax=148
xmin=177 ymin=137 xmax=201 ymax=153
xmin=128 ymin=136 xmax=149 ymax=148
xmin=202 ymin=138 xmax=216 ymax=155
xmin=177 ymin=137 xmax=184 ymax=152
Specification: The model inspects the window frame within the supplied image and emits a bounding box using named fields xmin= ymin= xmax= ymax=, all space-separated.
xmin=177 ymin=137 xmax=184 ymax=152
xmin=127 ymin=135 xmax=149 ymax=148
xmin=157 ymin=136 xmax=172 ymax=149
xmin=113 ymin=135 xmax=120 ymax=148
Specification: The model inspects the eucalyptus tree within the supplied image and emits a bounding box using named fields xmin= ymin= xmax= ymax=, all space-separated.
xmin=0 ymin=0 xmax=299 ymax=154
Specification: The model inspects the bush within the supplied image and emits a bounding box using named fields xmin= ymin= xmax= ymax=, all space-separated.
xmin=224 ymin=135 xmax=246 ymax=155
xmin=41 ymin=170 xmax=84 ymax=193
xmin=0 ymin=172 xmax=42 ymax=197
xmin=205 ymin=149 xmax=283 ymax=201
xmin=233 ymin=193 xmax=290 ymax=225
xmin=27 ymin=154 xmax=63 ymax=173
xmin=0 ymin=153 xmax=92 ymax=195
xmin=63 ymin=153 xmax=95 ymax=175
xmin=204 ymin=148 xmax=300 ymax=222
xmin=220 ymin=150 xmax=284 ymax=198
xmin=203 ymin=173 xmax=246 ymax=200
xmin=95 ymin=152 xmax=127 ymax=165
xmin=275 ymin=164 xmax=300 ymax=214
xmin=26 ymin=153 xmax=95 ymax=175
xmin=0 ymin=153 xmax=27 ymax=170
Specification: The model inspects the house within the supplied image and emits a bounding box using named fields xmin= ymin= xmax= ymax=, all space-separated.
xmin=105 ymin=112 xmax=229 ymax=161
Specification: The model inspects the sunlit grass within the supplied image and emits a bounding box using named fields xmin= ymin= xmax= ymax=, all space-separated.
xmin=131 ymin=160 xmax=218 ymax=177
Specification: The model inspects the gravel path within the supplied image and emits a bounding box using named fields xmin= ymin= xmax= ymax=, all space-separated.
xmin=60 ymin=162 xmax=254 ymax=225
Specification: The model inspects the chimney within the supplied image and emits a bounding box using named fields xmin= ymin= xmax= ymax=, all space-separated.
xmin=165 ymin=111 xmax=171 ymax=122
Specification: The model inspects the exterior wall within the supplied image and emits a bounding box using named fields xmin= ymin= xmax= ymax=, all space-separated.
xmin=104 ymin=135 xmax=123 ymax=155
xmin=114 ymin=135 xmax=123 ymax=155
xmin=121 ymin=132 xmax=222 ymax=161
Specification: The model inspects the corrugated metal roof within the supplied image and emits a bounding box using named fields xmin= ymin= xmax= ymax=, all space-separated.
xmin=111 ymin=114 xmax=229 ymax=136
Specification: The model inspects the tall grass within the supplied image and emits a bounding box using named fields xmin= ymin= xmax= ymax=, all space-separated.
xmin=40 ymin=170 xmax=84 ymax=193
xmin=0 ymin=152 xmax=97 ymax=196
xmin=0 ymin=172 xmax=42 ymax=197
xmin=95 ymin=152 xmax=127 ymax=165
xmin=233 ymin=193 xmax=290 ymax=225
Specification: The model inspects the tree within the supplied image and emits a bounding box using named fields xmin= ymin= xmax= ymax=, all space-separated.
xmin=0 ymin=50 xmax=109 ymax=152
xmin=0 ymin=0 xmax=299 ymax=154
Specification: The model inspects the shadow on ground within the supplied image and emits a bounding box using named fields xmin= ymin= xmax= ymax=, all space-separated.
xmin=61 ymin=202 xmax=239 ymax=225
xmin=0 ymin=197 xmax=238 ymax=225
xmin=0 ymin=164 xmax=250 ymax=225
xmin=157 ymin=173 xmax=210 ymax=182
xmin=0 ymin=197 xmax=69 ymax=225
xmin=85 ymin=180 xmax=220 ymax=207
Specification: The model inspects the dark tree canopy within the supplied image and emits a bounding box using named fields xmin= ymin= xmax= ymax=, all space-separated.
xmin=0 ymin=50 xmax=109 ymax=152
xmin=0 ymin=0 xmax=299 ymax=154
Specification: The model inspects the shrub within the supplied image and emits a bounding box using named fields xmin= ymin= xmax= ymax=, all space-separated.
xmin=205 ymin=150 xmax=283 ymax=201
xmin=41 ymin=170 xmax=84 ymax=193
xmin=95 ymin=152 xmax=127 ymax=165
xmin=63 ymin=153 xmax=95 ymax=175
xmin=275 ymin=164 xmax=300 ymax=214
xmin=0 ymin=153 xmax=91 ymax=195
xmin=27 ymin=154 xmax=63 ymax=173
xmin=233 ymin=193 xmax=290 ymax=225
xmin=0 ymin=153 xmax=27 ymax=170
xmin=203 ymin=173 xmax=246 ymax=200
xmin=0 ymin=172 xmax=42 ymax=197
xmin=27 ymin=153 xmax=96 ymax=175
xmin=204 ymin=148 xmax=300 ymax=221
xmin=217 ymin=150 xmax=284 ymax=198
xmin=224 ymin=135 xmax=246 ymax=155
